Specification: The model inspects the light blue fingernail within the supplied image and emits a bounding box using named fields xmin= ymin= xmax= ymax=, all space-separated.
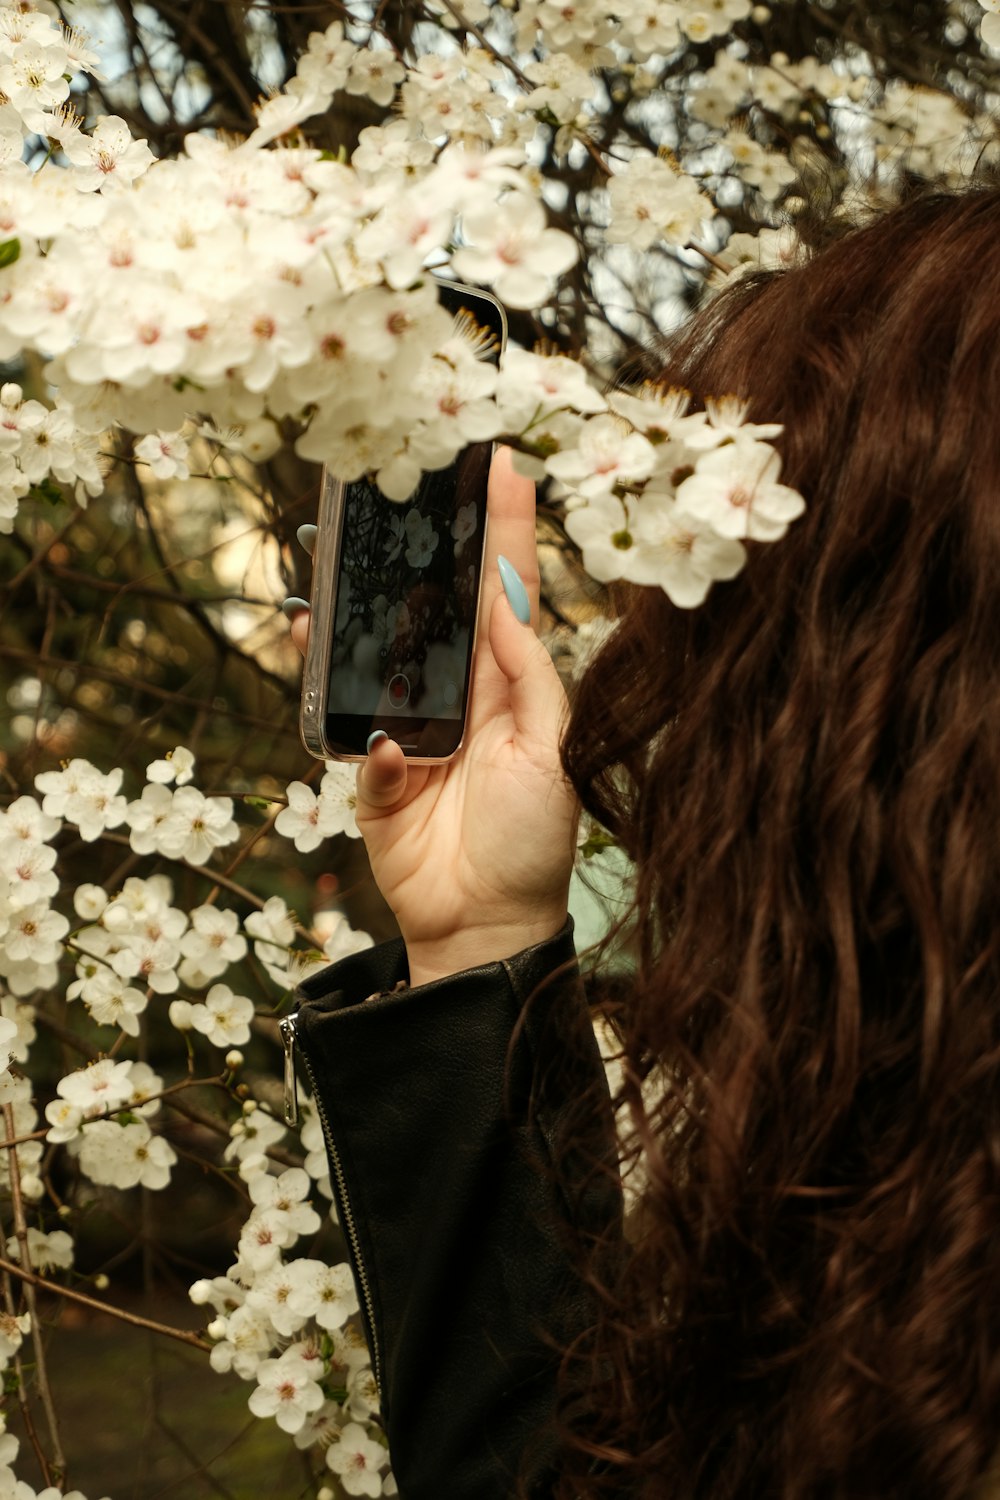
xmin=367 ymin=731 xmax=388 ymax=753
xmin=280 ymin=596 xmax=309 ymax=618
xmin=497 ymin=555 xmax=531 ymax=625
xmin=297 ymin=524 xmax=317 ymax=555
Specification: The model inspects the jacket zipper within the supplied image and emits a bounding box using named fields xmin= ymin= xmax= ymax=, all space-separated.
xmin=280 ymin=1013 xmax=384 ymax=1397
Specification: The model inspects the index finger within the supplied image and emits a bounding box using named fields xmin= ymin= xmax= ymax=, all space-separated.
xmin=479 ymin=445 xmax=539 ymax=626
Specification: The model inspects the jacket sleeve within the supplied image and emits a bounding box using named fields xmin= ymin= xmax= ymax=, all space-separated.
xmin=292 ymin=921 xmax=621 ymax=1500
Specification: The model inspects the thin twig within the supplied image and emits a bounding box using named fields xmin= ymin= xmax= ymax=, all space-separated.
xmin=433 ymin=0 xmax=532 ymax=89
xmin=0 ymin=647 xmax=297 ymax=735
xmin=687 ymin=239 xmax=732 ymax=274
xmin=0 ymin=1256 xmax=211 ymax=1352
xmin=3 ymin=1105 xmax=65 ymax=1481
xmin=146 ymin=1414 xmax=265 ymax=1500
xmin=4 ymin=510 xmax=83 ymax=593
xmin=149 ymin=1411 xmax=242 ymax=1500
xmin=96 ymin=831 xmax=322 ymax=942
xmin=0 ymin=1219 xmax=51 ymax=1486
xmin=42 ymin=563 xmax=276 ymax=608
xmin=162 ymin=1095 xmax=302 ymax=1172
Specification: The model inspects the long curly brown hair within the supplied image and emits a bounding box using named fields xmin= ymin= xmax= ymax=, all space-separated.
xmin=558 ymin=189 xmax=1000 ymax=1500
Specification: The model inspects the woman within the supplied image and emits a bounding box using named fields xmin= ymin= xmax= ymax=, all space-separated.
xmin=288 ymin=187 xmax=1000 ymax=1500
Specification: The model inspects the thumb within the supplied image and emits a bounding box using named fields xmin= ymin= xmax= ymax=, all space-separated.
xmin=356 ymin=734 xmax=410 ymax=812
xmin=488 ymin=580 xmax=567 ymax=752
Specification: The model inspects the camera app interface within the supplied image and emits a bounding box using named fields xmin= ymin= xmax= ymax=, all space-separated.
xmin=326 ymin=440 xmax=491 ymax=723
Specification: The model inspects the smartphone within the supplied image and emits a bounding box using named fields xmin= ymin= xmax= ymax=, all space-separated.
xmin=299 ymin=280 xmax=507 ymax=763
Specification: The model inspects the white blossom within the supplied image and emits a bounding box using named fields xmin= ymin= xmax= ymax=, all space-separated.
xmin=606 ymin=154 xmax=711 ymax=250
xmin=326 ymin=1421 xmax=388 ymax=1496
xmin=77 ymin=1119 xmax=176 ymax=1191
xmin=72 ymin=967 xmax=148 ymax=1036
xmin=1 ymin=901 xmax=68 ymax=968
xmin=56 ymin=1058 xmax=135 ymax=1117
xmin=178 ymin=904 xmax=247 ymax=986
xmin=675 ymin=439 xmax=806 ymax=542
xmin=189 ymin=984 xmax=255 ymax=1048
xmin=287 ymin=1258 xmax=359 ymax=1331
xmin=34 ymin=761 xmax=127 ymax=843
xmin=156 ymin=786 xmax=240 ymax=866
xmin=134 ymin=429 xmax=190 ymax=480
xmin=224 ymin=1106 xmax=286 ymax=1165
xmin=0 ymin=1312 xmax=29 ymax=1371
xmin=246 ymin=1261 xmax=312 ymax=1339
xmin=274 ymin=783 xmax=330 ymax=854
xmin=248 ymin=1167 xmax=323 ymax=1241
xmin=545 ymin=415 xmax=657 ymax=499
xmin=320 ymin=911 xmax=374 ymax=966
xmin=45 ymin=1098 xmax=83 ymax=1144
xmin=627 ymin=492 xmax=748 ymax=607
xmin=249 ymin=1350 xmax=326 ymax=1434
xmin=209 ymin=1303 xmax=276 ymax=1378
xmin=452 ymin=192 xmax=577 ymax=309
xmin=73 ymin=884 xmax=108 ymax=922
xmin=7 ymin=1227 xmax=72 ymax=1273
xmin=63 ymin=115 xmax=155 ymax=192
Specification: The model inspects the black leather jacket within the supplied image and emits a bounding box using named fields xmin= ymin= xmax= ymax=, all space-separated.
xmin=290 ymin=922 xmax=619 ymax=1500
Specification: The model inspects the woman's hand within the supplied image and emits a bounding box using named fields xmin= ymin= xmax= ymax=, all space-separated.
xmin=289 ymin=449 xmax=579 ymax=987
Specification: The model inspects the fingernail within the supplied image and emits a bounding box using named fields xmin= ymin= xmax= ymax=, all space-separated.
xmin=296 ymin=524 xmax=317 ymax=555
xmin=280 ymin=596 xmax=309 ymax=619
xmin=366 ymin=731 xmax=388 ymax=753
xmin=497 ymin=555 xmax=531 ymax=625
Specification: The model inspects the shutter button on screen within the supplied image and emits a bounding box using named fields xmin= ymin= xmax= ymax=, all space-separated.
xmin=387 ymin=673 xmax=411 ymax=709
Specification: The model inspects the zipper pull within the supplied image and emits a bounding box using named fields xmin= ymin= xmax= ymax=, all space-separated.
xmin=279 ymin=1015 xmax=300 ymax=1127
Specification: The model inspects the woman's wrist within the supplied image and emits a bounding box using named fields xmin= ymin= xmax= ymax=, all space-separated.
xmin=405 ymin=912 xmax=569 ymax=989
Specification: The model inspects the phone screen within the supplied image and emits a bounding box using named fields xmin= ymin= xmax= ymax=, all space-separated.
xmin=311 ymin=281 xmax=506 ymax=760
xmin=323 ymin=440 xmax=492 ymax=756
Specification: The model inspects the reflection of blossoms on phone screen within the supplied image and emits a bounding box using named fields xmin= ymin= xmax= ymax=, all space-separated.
xmin=327 ymin=443 xmax=488 ymax=720
xmin=451 ymin=502 xmax=477 ymax=550
xmin=383 ymin=513 xmax=405 ymax=564
xmin=403 ymin=509 xmax=439 ymax=568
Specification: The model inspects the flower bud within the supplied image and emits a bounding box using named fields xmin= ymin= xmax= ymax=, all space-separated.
xmin=73 ymin=883 xmax=108 ymax=922
xmin=224 ymin=1050 xmax=244 ymax=1071
xmin=93 ymin=1273 xmax=109 ymax=1291
xmin=207 ymin=1317 xmax=227 ymax=1341
xmin=168 ymin=1000 xmax=193 ymax=1031
xmin=189 ymin=1279 xmax=213 ymax=1305
xmin=238 ymin=1153 xmax=268 ymax=1183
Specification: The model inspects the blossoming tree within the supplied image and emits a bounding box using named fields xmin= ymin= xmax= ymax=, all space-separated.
xmin=1 ymin=0 xmax=998 ymax=1494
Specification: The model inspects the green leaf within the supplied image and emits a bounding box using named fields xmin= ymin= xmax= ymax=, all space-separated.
xmin=29 ymin=476 xmax=64 ymax=507
xmin=0 ymin=237 xmax=21 ymax=269
xmin=580 ymin=828 xmax=620 ymax=860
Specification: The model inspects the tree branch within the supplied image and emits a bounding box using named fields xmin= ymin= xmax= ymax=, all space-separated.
xmin=0 ymin=1256 xmax=211 ymax=1353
